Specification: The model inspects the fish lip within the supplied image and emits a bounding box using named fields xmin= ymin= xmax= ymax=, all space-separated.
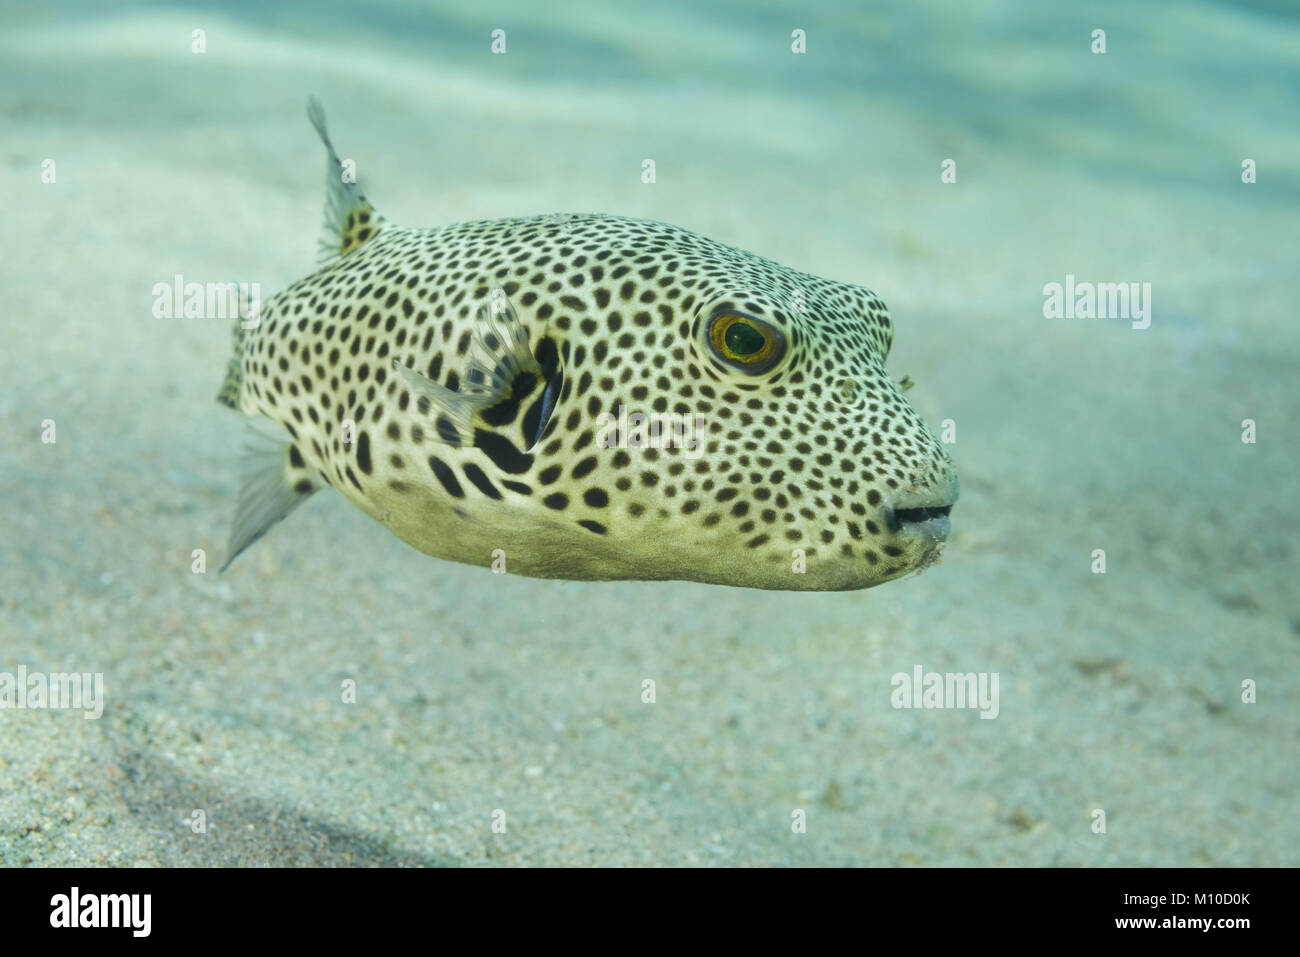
xmin=879 ymin=499 xmax=952 ymax=577
xmin=882 ymin=501 xmax=955 ymax=542
xmin=891 ymin=507 xmax=952 ymax=542
xmin=883 ymin=470 xmax=959 ymax=542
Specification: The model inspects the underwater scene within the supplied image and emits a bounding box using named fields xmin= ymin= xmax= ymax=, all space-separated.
xmin=1 ymin=0 xmax=1297 ymax=869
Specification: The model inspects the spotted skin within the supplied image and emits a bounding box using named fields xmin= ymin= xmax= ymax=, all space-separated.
xmin=219 ymin=119 xmax=957 ymax=591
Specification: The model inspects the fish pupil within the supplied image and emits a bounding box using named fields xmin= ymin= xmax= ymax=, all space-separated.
xmin=725 ymin=322 xmax=764 ymax=356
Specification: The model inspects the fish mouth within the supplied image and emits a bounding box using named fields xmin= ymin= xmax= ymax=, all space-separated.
xmin=886 ymin=503 xmax=953 ymax=542
xmin=884 ymin=466 xmax=959 ymax=547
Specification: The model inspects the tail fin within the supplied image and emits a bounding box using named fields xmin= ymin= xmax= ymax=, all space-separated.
xmin=306 ymin=97 xmax=386 ymax=262
xmin=215 ymin=314 xmax=246 ymax=409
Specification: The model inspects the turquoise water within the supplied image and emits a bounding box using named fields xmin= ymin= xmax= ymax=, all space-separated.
xmin=1 ymin=1 xmax=1296 ymax=866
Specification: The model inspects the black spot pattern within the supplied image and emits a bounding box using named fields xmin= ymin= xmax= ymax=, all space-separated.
xmin=229 ymin=212 xmax=955 ymax=589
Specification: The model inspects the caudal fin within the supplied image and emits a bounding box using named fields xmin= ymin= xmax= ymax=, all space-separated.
xmin=306 ymin=97 xmax=386 ymax=262
xmin=215 ymin=313 xmax=246 ymax=409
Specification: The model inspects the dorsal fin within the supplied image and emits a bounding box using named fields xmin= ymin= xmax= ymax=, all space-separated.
xmin=306 ymin=97 xmax=386 ymax=262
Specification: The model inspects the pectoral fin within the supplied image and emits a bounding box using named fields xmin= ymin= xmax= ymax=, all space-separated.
xmin=391 ymin=296 xmax=550 ymax=448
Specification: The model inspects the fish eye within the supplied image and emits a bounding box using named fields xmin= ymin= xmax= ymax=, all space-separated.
xmin=706 ymin=311 xmax=785 ymax=373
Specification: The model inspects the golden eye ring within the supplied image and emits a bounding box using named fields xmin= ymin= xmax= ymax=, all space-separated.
xmin=706 ymin=311 xmax=785 ymax=373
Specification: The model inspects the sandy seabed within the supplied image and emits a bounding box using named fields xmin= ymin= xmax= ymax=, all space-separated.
xmin=1 ymin=1 xmax=1296 ymax=866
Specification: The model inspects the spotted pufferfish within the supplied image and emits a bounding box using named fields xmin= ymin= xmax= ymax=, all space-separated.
xmin=216 ymin=100 xmax=958 ymax=591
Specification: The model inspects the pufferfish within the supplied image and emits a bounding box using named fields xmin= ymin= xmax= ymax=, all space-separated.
xmin=216 ymin=99 xmax=958 ymax=591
